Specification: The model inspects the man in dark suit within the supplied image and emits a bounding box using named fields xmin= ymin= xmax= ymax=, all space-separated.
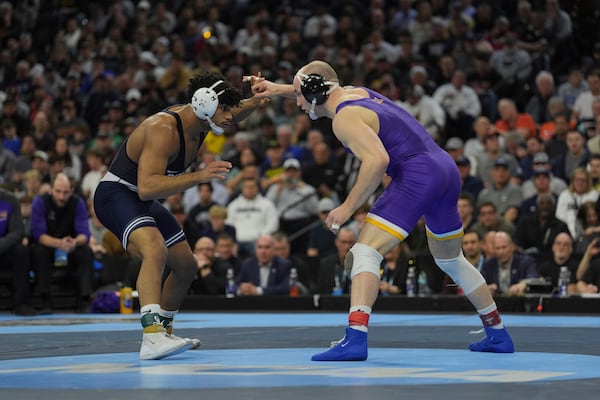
xmin=481 ymin=231 xmax=539 ymax=296
xmin=235 ymin=234 xmax=291 ymax=296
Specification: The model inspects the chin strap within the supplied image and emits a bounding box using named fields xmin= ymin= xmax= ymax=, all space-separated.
xmin=206 ymin=117 xmax=224 ymax=134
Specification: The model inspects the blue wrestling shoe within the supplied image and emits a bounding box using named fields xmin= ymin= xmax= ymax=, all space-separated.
xmin=469 ymin=326 xmax=515 ymax=353
xmin=311 ymin=327 xmax=368 ymax=361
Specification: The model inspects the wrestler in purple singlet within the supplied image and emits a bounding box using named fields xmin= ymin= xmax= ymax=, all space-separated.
xmin=336 ymin=87 xmax=463 ymax=241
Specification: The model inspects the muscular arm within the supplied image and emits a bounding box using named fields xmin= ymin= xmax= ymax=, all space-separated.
xmin=332 ymin=107 xmax=389 ymax=219
xmin=137 ymin=117 xmax=230 ymax=201
xmin=230 ymin=97 xmax=270 ymax=123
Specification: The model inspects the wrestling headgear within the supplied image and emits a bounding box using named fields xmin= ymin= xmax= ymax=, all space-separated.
xmin=191 ymin=80 xmax=225 ymax=134
xmin=295 ymin=72 xmax=338 ymax=120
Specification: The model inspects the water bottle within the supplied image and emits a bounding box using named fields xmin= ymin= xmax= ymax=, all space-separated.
xmin=54 ymin=248 xmax=68 ymax=267
xmin=289 ymin=267 xmax=299 ymax=297
xmin=120 ymin=286 xmax=133 ymax=314
xmin=406 ymin=266 xmax=416 ymax=297
xmin=332 ymin=274 xmax=343 ymax=296
xmin=225 ymin=268 xmax=235 ymax=298
xmin=558 ymin=266 xmax=569 ymax=298
xmin=417 ymin=269 xmax=431 ymax=297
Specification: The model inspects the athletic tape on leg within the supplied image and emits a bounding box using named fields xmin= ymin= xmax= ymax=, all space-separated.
xmin=434 ymin=251 xmax=485 ymax=295
xmin=346 ymin=243 xmax=383 ymax=279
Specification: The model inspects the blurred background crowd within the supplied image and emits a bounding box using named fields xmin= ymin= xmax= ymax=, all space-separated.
xmin=1 ymin=0 xmax=600 ymax=314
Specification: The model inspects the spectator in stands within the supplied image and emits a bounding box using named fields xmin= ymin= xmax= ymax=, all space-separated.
xmin=514 ymin=193 xmax=570 ymax=264
xmin=31 ymin=173 xmax=94 ymax=314
xmin=187 ymin=182 xmax=216 ymax=230
xmin=226 ymin=178 xmax=279 ymax=258
xmin=397 ymin=84 xmax=445 ymax=141
xmin=588 ymin=153 xmax=600 ymax=191
xmin=273 ymin=231 xmax=312 ymax=294
xmin=519 ymin=167 xmax=557 ymax=221
xmin=306 ymin=197 xmax=338 ymax=259
xmin=80 ymin=149 xmax=107 ymax=200
xmin=521 ymin=152 xmax=567 ymax=200
xmin=188 ymin=236 xmax=233 ymax=296
xmin=303 ymin=141 xmax=340 ymax=203
xmin=572 ymin=69 xmax=600 ymax=123
xmin=526 ymin=70 xmax=556 ymax=125
xmin=555 ymin=168 xmax=598 ymax=239
xmin=276 ymin=123 xmax=305 ymax=161
xmin=432 ymin=69 xmax=481 ymax=141
xmin=458 ymin=192 xmax=477 ymax=231
xmin=0 ymin=187 xmax=34 ymax=315
xmin=572 ymin=201 xmax=600 ymax=257
xmin=53 ymin=136 xmax=82 ymax=184
xmin=316 ymin=227 xmax=356 ymax=295
xmin=259 ymin=140 xmax=286 ymax=192
xmin=0 ymin=134 xmax=16 ymax=185
xmin=379 ymin=244 xmax=410 ymax=296
xmin=235 ymin=234 xmax=291 ymax=296
xmin=14 ymin=135 xmax=36 ymax=174
xmin=471 ymin=201 xmax=515 ymax=239
xmin=481 ymin=231 xmax=539 ymax=296
xmin=477 ymin=157 xmax=523 ymax=223
xmin=198 ymin=205 xmax=236 ymax=244
xmin=266 ymin=158 xmax=319 ymax=253
xmin=538 ymin=232 xmax=578 ymax=295
xmin=551 ymin=130 xmax=590 ymax=184
xmin=494 ymin=98 xmax=537 ymax=140
xmin=575 ymin=238 xmax=600 ymax=293
xmin=215 ymin=233 xmax=241 ymax=275
xmin=464 ymin=115 xmax=493 ymax=166
xmin=544 ymin=112 xmax=570 ymax=159
xmin=463 ymin=230 xmax=486 ymax=272
xmin=456 ymin=156 xmax=484 ymax=203
xmin=489 ymin=34 xmax=532 ymax=105
xmin=586 ymin=114 xmax=600 ymax=155
xmin=474 ymin=131 xmax=519 ymax=188
xmin=558 ymin=67 xmax=588 ymax=111
xmin=538 ymin=97 xmax=571 ymax=142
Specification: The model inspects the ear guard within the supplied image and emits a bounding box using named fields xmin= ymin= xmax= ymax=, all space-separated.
xmin=191 ymin=80 xmax=226 ymax=134
xmin=297 ymin=73 xmax=335 ymax=105
xmin=295 ymin=72 xmax=338 ymax=120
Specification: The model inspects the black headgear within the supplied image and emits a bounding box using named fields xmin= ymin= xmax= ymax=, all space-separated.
xmin=297 ymin=73 xmax=336 ymax=105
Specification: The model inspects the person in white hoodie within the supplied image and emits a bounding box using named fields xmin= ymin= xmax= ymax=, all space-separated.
xmin=226 ymin=177 xmax=279 ymax=258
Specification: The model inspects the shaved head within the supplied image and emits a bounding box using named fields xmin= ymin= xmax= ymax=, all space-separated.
xmin=298 ymin=60 xmax=339 ymax=83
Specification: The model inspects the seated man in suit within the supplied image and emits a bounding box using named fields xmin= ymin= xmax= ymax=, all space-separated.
xmin=235 ymin=234 xmax=291 ymax=296
xmin=480 ymin=231 xmax=539 ymax=296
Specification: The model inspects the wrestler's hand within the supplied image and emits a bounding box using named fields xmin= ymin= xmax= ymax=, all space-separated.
xmin=326 ymin=205 xmax=353 ymax=234
xmin=249 ymin=78 xmax=279 ymax=98
xmin=197 ymin=160 xmax=232 ymax=181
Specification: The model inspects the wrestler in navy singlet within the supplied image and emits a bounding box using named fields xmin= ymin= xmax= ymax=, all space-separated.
xmin=337 ymin=87 xmax=463 ymax=240
xmin=93 ymin=108 xmax=204 ymax=249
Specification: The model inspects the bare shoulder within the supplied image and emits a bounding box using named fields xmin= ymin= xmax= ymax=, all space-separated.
xmin=128 ymin=112 xmax=179 ymax=161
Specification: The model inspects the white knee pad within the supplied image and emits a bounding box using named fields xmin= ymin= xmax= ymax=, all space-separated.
xmin=345 ymin=243 xmax=383 ymax=279
xmin=434 ymin=251 xmax=485 ymax=295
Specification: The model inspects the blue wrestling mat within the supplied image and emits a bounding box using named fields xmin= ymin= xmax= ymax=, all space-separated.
xmin=0 ymin=312 xmax=599 ymax=399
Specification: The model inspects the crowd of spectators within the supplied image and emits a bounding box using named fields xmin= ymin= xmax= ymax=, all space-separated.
xmin=1 ymin=0 xmax=600 ymax=314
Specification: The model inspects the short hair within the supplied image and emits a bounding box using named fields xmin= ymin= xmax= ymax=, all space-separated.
xmin=459 ymin=192 xmax=475 ymax=206
xmin=477 ymin=201 xmax=497 ymax=213
xmin=272 ymin=231 xmax=289 ymax=243
xmin=198 ymin=181 xmax=214 ymax=192
xmin=463 ymin=230 xmax=482 ymax=240
xmin=187 ymin=71 xmax=242 ymax=109
xmin=208 ymin=205 xmax=227 ymax=218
